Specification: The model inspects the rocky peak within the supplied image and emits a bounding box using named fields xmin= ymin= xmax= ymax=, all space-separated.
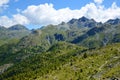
xmin=78 ymin=16 xmax=89 ymax=22
xmin=106 ymin=18 xmax=120 ymax=25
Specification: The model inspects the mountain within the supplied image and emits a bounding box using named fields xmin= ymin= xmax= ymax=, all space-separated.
xmin=1 ymin=17 xmax=120 ymax=61
xmin=8 ymin=24 xmax=28 ymax=31
xmin=17 ymin=17 xmax=98 ymax=50
xmin=71 ymin=18 xmax=120 ymax=48
xmin=0 ymin=24 xmax=31 ymax=46
xmin=17 ymin=17 xmax=120 ymax=50
xmin=105 ymin=18 xmax=120 ymax=25
xmin=67 ymin=16 xmax=101 ymax=29
xmin=0 ymin=26 xmax=6 ymax=30
xmin=0 ymin=17 xmax=120 ymax=80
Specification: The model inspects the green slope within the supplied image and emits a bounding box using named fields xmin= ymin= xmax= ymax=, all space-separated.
xmin=0 ymin=42 xmax=120 ymax=80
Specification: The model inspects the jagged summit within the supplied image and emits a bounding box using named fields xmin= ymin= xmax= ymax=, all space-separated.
xmin=68 ymin=18 xmax=78 ymax=24
xmin=78 ymin=16 xmax=89 ymax=22
xmin=106 ymin=18 xmax=120 ymax=25
xmin=67 ymin=16 xmax=98 ymax=28
xmin=68 ymin=16 xmax=89 ymax=24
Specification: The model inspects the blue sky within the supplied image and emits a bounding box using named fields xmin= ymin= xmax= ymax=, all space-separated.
xmin=0 ymin=0 xmax=120 ymax=29
xmin=3 ymin=0 xmax=120 ymax=16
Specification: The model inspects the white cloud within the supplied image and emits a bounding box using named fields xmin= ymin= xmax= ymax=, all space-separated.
xmin=0 ymin=0 xmax=9 ymax=12
xmin=0 ymin=16 xmax=14 ymax=27
xmin=0 ymin=14 xmax=29 ymax=28
xmin=13 ymin=14 xmax=29 ymax=25
xmin=0 ymin=0 xmax=9 ymax=7
xmin=1 ymin=1 xmax=120 ymax=28
xmin=22 ymin=3 xmax=83 ymax=25
xmin=94 ymin=0 xmax=104 ymax=4
xmin=22 ymin=2 xmax=120 ymax=26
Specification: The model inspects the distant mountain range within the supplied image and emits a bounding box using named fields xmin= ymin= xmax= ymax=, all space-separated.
xmin=15 ymin=17 xmax=120 ymax=49
xmin=0 ymin=16 xmax=120 ymax=48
